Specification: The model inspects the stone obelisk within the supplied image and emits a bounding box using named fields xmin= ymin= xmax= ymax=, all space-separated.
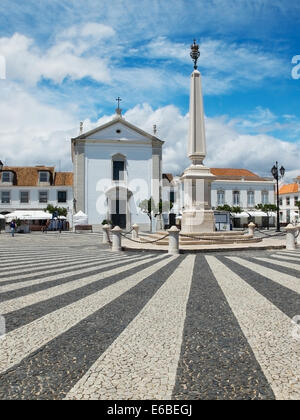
xmin=181 ymin=40 xmax=216 ymax=234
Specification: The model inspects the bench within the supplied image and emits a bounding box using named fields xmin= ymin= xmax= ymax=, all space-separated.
xmin=75 ymin=224 xmax=93 ymax=233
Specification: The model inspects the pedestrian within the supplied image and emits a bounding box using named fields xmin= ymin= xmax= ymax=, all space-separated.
xmin=58 ymin=219 xmax=62 ymax=233
xmin=10 ymin=220 xmax=16 ymax=237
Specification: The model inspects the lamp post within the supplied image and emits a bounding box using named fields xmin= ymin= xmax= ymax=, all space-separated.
xmin=271 ymin=162 xmax=285 ymax=232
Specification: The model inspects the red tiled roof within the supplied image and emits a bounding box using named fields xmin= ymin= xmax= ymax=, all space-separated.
xmin=1 ymin=166 xmax=73 ymax=186
xmin=210 ymin=168 xmax=268 ymax=181
xmin=279 ymin=183 xmax=299 ymax=195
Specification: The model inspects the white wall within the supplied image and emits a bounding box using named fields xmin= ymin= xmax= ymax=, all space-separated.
xmin=211 ymin=181 xmax=275 ymax=209
xmin=85 ymin=142 xmax=153 ymax=226
xmin=280 ymin=192 xmax=299 ymax=223
xmin=0 ymin=186 xmax=73 ymax=225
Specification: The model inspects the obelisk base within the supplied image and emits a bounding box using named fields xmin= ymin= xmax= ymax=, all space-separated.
xmin=181 ymin=209 xmax=216 ymax=234
xmin=180 ymin=164 xmax=216 ymax=234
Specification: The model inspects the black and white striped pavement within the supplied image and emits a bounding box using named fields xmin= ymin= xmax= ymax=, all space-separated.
xmin=0 ymin=234 xmax=299 ymax=400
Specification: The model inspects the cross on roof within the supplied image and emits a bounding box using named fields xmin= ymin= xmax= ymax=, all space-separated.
xmin=116 ymin=97 xmax=122 ymax=109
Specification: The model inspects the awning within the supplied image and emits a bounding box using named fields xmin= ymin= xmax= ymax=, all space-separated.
xmin=5 ymin=211 xmax=52 ymax=222
xmin=230 ymin=212 xmax=251 ymax=218
xmin=231 ymin=211 xmax=276 ymax=218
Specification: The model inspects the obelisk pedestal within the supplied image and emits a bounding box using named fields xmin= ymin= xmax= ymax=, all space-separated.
xmin=181 ymin=41 xmax=216 ymax=234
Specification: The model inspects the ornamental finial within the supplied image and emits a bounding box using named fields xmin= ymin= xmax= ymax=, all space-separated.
xmin=190 ymin=39 xmax=200 ymax=70
xmin=115 ymin=97 xmax=122 ymax=116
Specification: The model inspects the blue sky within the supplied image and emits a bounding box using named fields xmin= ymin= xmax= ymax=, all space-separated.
xmin=0 ymin=0 xmax=299 ymax=180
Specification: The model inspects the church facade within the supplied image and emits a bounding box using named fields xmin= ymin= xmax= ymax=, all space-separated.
xmin=71 ymin=111 xmax=163 ymax=230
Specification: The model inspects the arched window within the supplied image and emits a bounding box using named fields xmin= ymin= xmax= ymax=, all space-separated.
xmin=112 ymin=154 xmax=126 ymax=181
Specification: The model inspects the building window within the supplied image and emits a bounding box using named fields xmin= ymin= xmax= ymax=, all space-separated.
xmin=20 ymin=191 xmax=29 ymax=203
xmin=39 ymin=191 xmax=48 ymax=203
xmin=2 ymin=171 xmax=12 ymax=183
xmin=262 ymin=191 xmax=269 ymax=204
xmin=294 ymin=196 xmax=298 ymax=205
xmin=39 ymin=171 xmax=49 ymax=183
xmin=57 ymin=191 xmax=67 ymax=203
xmin=247 ymin=191 xmax=255 ymax=207
xmin=286 ymin=196 xmax=290 ymax=206
xmin=170 ymin=190 xmax=175 ymax=203
xmin=279 ymin=198 xmax=283 ymax=206
xmin=1 ymin=191 xmax=10 ymax=203
xmin=233 ymin=191 xmax=240 ymax=206
xmin=113 ymin=161 xmax=125 ymax=181
xmin=217 ymin=190 xmax=225 ymax=206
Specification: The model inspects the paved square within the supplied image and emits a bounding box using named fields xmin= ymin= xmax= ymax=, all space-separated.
xmin=0 ymin=233 xmax=299 ymax=400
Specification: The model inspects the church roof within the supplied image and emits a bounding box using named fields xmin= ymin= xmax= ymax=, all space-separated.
xmin=72 ymin=115 xmax=164 ymax=145
xmin=279 ymin=183 xmax=299 ymax=195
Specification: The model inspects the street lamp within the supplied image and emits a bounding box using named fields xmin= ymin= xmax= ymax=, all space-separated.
xmin=271 ymin=161 xmax=285 ymax=232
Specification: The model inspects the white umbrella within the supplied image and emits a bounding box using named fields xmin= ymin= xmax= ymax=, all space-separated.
xmin=248 ymin=211 xmax=268 ymax=217
xmin=5 ymin=210 xmax=52 ymax=222
xmin=231 ymin=212 xmax=251 ymax=218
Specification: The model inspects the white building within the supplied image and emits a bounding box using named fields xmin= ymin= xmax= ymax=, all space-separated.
xmin=0 ymin=165 xmax=73 ymax=226
xmin=279 ymin=176 xmax=300 ymax=224
xmin=72 ymin=109 xmax=163 ymax=230
xmin=162 ymin=168 xmax=276 ymax=229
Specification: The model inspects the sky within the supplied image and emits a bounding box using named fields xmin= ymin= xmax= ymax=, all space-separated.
xmin=0 ymin=0 xmax=299 ymax=181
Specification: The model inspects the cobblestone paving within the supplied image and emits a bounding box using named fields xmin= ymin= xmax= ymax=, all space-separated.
xmin=0 ymin=233 xmax=299 ymax=400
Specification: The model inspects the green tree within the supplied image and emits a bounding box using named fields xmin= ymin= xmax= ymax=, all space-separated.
xmin=139 ymin=198 xmax=175 ymax=231
xmin=216 ymin=205 xmax=242 ymax=213
xmin=156 ymin=200 xmax=173 ymax=215
xmin=216 ymin=204 xmax=232 ymax=212
xmin=45 ymin=205 xmax=67 ymax=218
xmin=139 ymin=197 xmax=156 ymax=231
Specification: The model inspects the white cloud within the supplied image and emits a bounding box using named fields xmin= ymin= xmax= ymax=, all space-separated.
xmin=124 ymin=104 xmax=300 ymax=181
xmin=0 ymin=96 xmax=299 ymax=182
xmin=145 ymin=37 xmax=289 ymax=94
xmin=59 ymin=22 xmax=115 ymax=41
xmin=0 ymin=83 xmax=77 ymax=168
xmin=0 ymin=24 xmax=114 ymax=85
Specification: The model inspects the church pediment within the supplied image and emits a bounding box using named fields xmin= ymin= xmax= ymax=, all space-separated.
xmin=72 ymin=117 xmax=164 ymax=145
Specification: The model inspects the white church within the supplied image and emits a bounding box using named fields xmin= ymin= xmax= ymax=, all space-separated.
xmin=71 ymin=106 xmax=163 ymax=231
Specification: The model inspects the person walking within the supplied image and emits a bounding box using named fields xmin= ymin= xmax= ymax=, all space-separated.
xmin=10 ymin=220 xmax=16 ymax=237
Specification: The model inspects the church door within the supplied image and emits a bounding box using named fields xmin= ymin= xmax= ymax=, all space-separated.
xmin=111 ymin=198 xmax=126 ymax=229
xmin=110 ymin=187 xmax=127 ymax=229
